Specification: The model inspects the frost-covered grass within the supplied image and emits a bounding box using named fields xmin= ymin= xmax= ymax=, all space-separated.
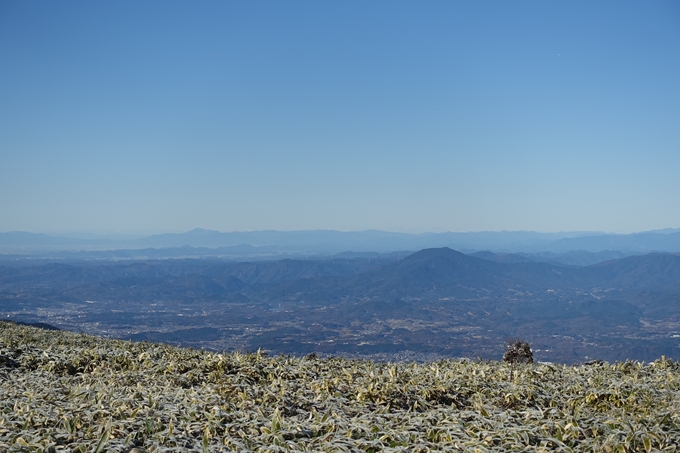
xmin=1 ymin=321 xmax=679 ymax=452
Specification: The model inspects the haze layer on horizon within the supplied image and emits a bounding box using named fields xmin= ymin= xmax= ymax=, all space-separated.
xmin=1 ymin=1 xmax=679 ymax=236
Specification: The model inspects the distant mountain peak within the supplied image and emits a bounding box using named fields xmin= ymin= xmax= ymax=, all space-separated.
xmin=405 ymin=247 xmax=469 ymax=260
xmin=186 ymin=228 xmax=222 ymax=235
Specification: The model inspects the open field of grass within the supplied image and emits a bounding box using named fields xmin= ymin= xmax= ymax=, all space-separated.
xmin=1 ymin=321 xmax=679 ymax=452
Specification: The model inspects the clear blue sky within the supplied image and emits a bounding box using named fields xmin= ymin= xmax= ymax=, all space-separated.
xmin=1 ymin=1 xmax=679 ymax=235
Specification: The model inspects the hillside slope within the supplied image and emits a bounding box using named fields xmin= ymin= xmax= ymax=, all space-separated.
xmin=1 ymin=322 xmax=679 ymax=452
xmin=252 ymin=248 xmax=680 ymax=302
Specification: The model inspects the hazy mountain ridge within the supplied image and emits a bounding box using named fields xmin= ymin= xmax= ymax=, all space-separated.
xmin=545 ymin=232 xmax=680 ymax=253
xmin=4 ymin=228 xmax=680 ymax=255
xmin=470 ymin=250 xmax=633 ymax=266
xmin=3 ymin=248 xmax=679 ymax=302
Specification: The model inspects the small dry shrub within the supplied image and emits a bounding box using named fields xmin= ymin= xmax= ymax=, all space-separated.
xmin=503 ymin=338 xmax=533 ymax=364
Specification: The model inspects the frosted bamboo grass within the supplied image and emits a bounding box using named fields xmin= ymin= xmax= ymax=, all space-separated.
xmin=1 ymin=322 xmax=679 ymax=452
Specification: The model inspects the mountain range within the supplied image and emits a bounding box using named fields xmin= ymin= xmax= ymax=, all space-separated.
xmin=2 ymin=247 xmax=680 ymax=363
xmin=2 ymin=228 xmax=680 ymax=255
xmin=4 ymin=248 xmax=679 ymax=299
